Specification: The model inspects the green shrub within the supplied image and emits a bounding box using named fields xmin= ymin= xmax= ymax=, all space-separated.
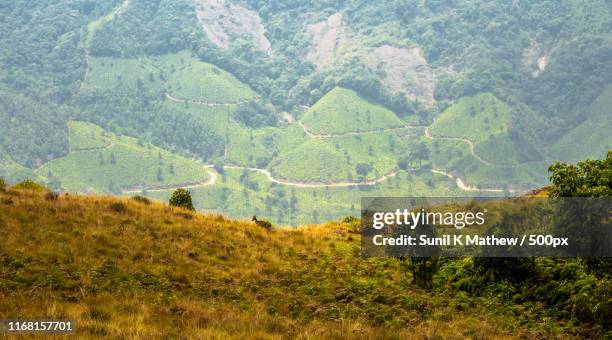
xmin=169 ymin=189 xmax=194 ymax=210
xmin=0 ymin=177 xmax=6 ymax=191
xmin=12 ymin=179 xmax=47 ymax=192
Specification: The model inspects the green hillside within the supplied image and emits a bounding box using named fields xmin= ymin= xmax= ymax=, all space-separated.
xmin=148 ymin=167 xmax=463 ymax=225
xmin=427 ymin=138 xmax=549 ymax=189
xmin=0 ymin=149 xmax=39 ymax=183
xmin=549 ymin=85 xmax=612 ymax=162
xmin=37 ymin=121 xmax=209 ymax=193
xmin=82 ymin=57 xmax=164 ymax=92
xmin=83 ymin=52 xmax=256 ymax=104
xmin=269 ymin=139 xmax=349 ymax=182
xmin=1 ymin=0 xmax=610 ymax=227
xmin=269 ymin=130 xmax=405 ymax=183
xmin=163 ymin=52 xmax=257 ymax=103
xmin=68 ymin=121 xmax=111 ymax=150
xmin=429 ymin=93 xmax=524 ymax=165
xmin=301 ymin=87 xmax=405 ymax=135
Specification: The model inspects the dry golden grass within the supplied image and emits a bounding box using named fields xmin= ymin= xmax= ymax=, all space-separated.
xmin=0 ymin=188 xmax=577 ymax=339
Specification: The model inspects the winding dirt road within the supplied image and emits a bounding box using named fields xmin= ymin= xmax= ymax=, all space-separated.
xmin=429 ymin=169 xmax=516 ymax=193
xmin=121 ymin=169 xmax=217 ymax=194
xmin=295 ymin=121 xmax=523 ymax=192
xmin=424 ymin=127 xmax=547 ymax=168
xmin=75 ymin=0 xmax=521 ymax=195
xmin=298 ymin=121 xmax=418 ymax=139
xmin=119 ymin=162 xmax=520 ymax=194
xmin=164 ymin=93 xmax=258 ymax=107
xmin=222 ymin=164 xmax=398 ymax=188
xmin=423 ymin=127 xmax=500 ymax=166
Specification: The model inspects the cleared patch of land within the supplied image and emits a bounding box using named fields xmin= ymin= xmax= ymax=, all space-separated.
xmin=194 ymin=0 xmax=271 ymax=54
xmin=367 ymin=44 xmax=436 ymax=106
xmin=305 ymin=13 xmax=348 ymax=67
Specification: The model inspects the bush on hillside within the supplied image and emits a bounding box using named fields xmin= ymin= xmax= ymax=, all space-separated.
xmin=0 ymin=177 xmax=6 ymax=191
xmin=131 ymin=195 xmax=151 ymax=205
xmin=12 ymin=179 xmax=47 ymax=192
xmin=109 ymin=202 xmax=127 ymax=213
xmin=169 ymin=188 xmax=194 ymax=210
xmin=45 ymin=191 xmax=59 ymax=201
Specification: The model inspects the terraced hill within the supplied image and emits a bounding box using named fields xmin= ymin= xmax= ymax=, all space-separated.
xmin=82 ymin=52 xmax=257 ymax=104
xmin=36 ymin=121 xmax=210 ymax=194
xmin=301 ymin=87 xmax=405 ymax=135
xmin=429 ymin=93 xmax=524 ymax=166
xmin=163 ymin=52 xmax=257 ymax=103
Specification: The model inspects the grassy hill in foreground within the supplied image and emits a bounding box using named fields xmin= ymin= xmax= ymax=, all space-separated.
xmin=301 ymin=87 xmax=405 ymax=135
xmin=0 ymin=185 xmax=608 ymax=338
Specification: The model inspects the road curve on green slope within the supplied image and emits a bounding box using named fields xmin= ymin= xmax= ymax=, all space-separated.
xmin=121 ymin=169 xmax=217 ymax=194
xmin=165 ymin=93 xmax=259 ymax=107
xmin=297 ymin=120 xmax=418 ymax=138
xmin=221 ymin=164 xmax=399 ymax=188
xmin=424 ymin=127 xmax=548 ymax=167
xmin=125 ymin=163 xmax=518 ymax=193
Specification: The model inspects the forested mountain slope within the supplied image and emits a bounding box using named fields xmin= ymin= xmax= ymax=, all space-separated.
xmin=0 ymin=0 xmax=610 ymax=224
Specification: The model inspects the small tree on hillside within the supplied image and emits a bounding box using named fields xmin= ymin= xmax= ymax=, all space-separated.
xmin=411 ymin=142 xmax=430 ymax=167
xmin=356 ymin=163 xmax=373 ymax=182
xmin=169 ymin=188 xmax=194 ymax=210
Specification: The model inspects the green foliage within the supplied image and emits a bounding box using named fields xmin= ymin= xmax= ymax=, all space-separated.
xmin=473 ymin=257 xmax=535 ymax=283
xmin=0 ymin=89 xmax=70 ymax=167
xmin=90 ymin=0 xmax=201 ymax=57
xmin=548 ymin=150 xmax=612 ymax=198
xmin=12 ymin=180 xmax=47 ymax=192
xmin=169 ymin=188 xmax=194 ymax=210
xmin=548 ymin=151 xmax=612 ymax=275
xmin=233 ymin=100 xmax=278 ymax=128
xmin=0 ymin=0 xmax=610 ymax=228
